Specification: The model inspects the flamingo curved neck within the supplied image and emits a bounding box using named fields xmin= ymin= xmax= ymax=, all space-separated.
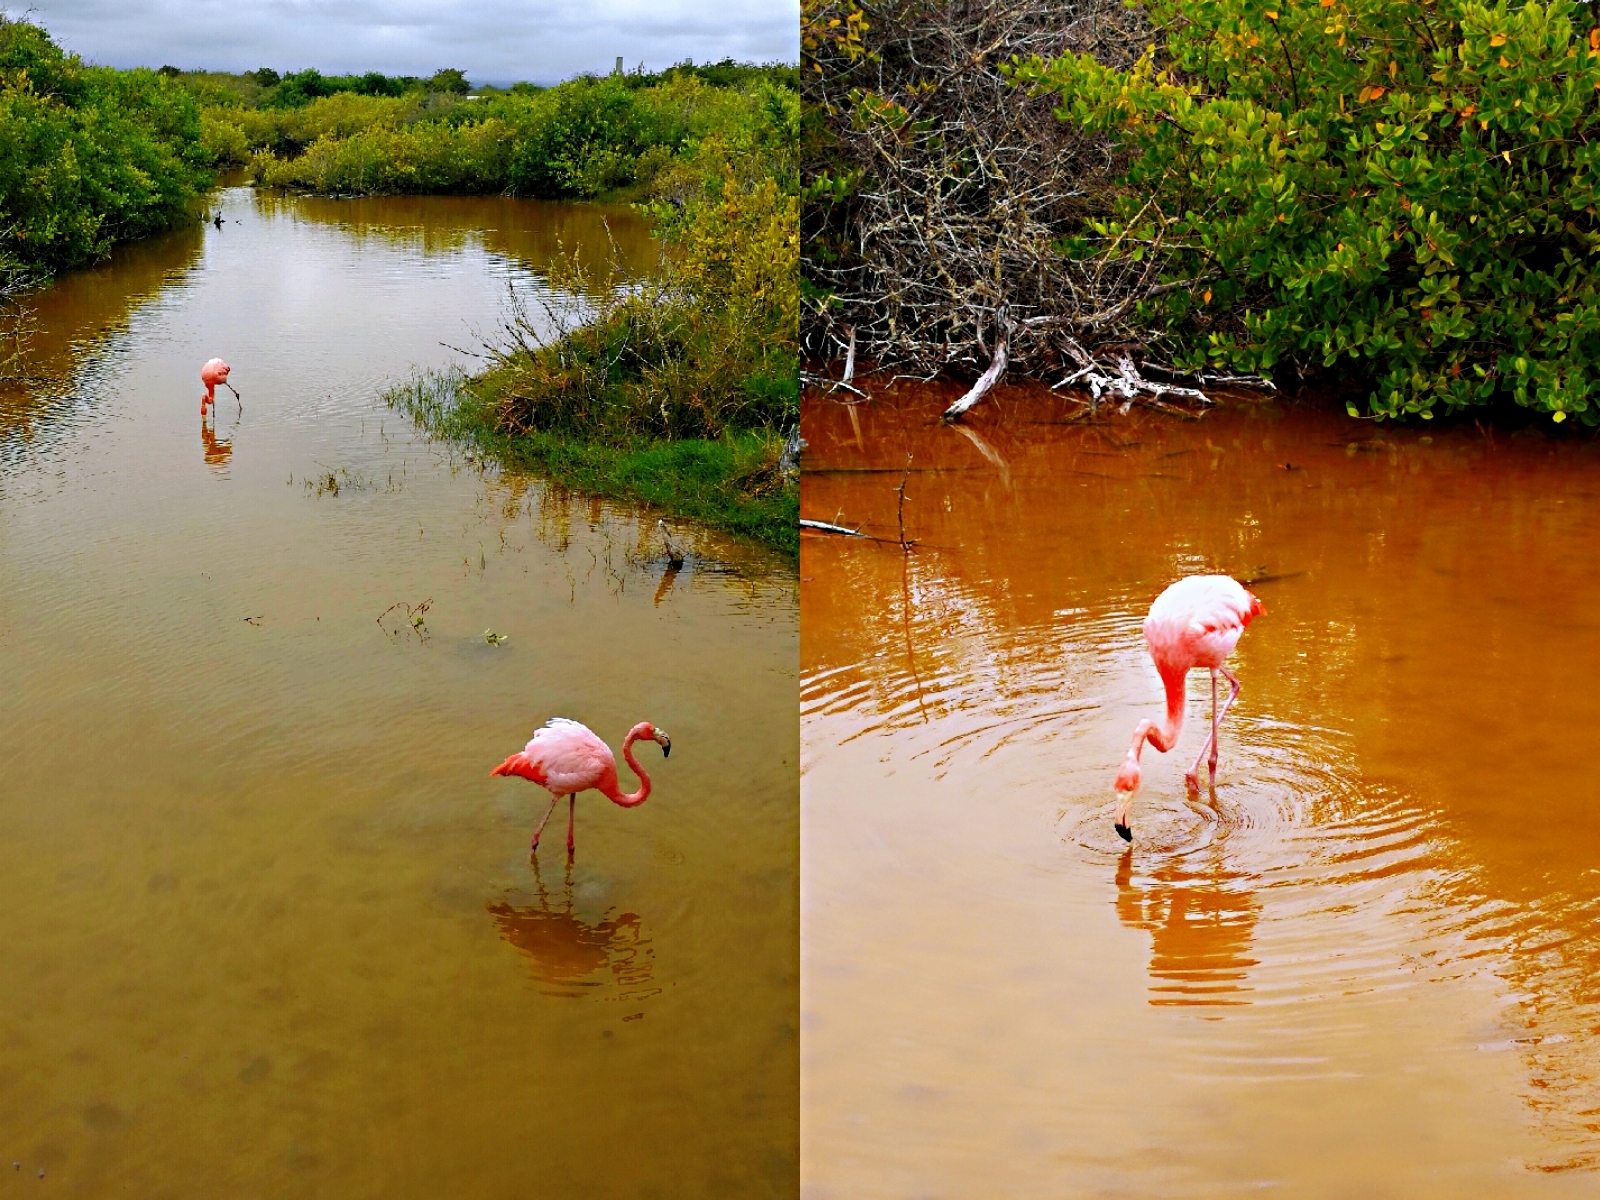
xmin=1127 ymin=664 xmax=1187 ymax=764
xmin=603 ymin=730 xmax=653 ymax=808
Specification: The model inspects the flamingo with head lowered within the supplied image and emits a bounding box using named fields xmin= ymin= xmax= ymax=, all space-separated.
xmin=200 ymin=358 xmax=240 ymax=416
xmin=1112 ymin=575 xmax=1264 ymax=842
xmin=492 ymin=718 xmax=671 ymax=857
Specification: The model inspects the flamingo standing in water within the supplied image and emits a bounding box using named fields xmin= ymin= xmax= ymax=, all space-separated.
xmin=1112 ymin=575 xmax=1264 ymax=842
xmin=492 ymin=718 xmax=671 ymax=857
xmin=200 ymin=358 xmax=239 ymax=415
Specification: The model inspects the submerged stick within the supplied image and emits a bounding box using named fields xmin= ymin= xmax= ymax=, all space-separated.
xmin=895 ymin=452 xmax=912 ymax=549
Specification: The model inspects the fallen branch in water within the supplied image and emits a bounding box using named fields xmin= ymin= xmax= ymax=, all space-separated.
xmin=942 ymin=306 xmax=1011 ymax=421
xmin=800 ymin=518 xmax=867 ymax=537
xmin=801 ymin=369 xmax=869 ymax=399
xmin=1048 ymin=340 xmax=1224 ymax=416
xmin=895 ymin=452 xmax=913 ymax=548
xmin=656 ymin=519 xmax=687 ymax=567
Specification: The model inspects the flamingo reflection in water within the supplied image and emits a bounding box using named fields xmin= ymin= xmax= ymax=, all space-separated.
xmin=200 ymin=413 xmax=232 ymax=468
xmin=1115 ymin=847 xmax=1261 ymax=1007
xmin=488 ymin=857 xmax=658 ymax=1001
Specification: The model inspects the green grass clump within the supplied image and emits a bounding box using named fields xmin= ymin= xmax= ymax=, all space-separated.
xmin=389 ymin=370 xmax=797 ymax=554
xmin=385 ymin=96 xmax=799 ymax=554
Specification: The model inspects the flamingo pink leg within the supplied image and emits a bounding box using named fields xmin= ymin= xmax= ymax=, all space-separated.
xmin=531 ymin=794 xmax=560 ymax=851
xmin=566 ymin=795 xmax=577 ymax=856
xmin=1186 ymin=667 xmax=1241 ymax=793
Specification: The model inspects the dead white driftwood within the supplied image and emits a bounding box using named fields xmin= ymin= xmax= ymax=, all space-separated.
xmin=800 ymin=519 xmax=868 ymax=537
xmin=942 ymin=306 xmax=1011 ymax=422
xmin=1050 ymin=339 xmax=1215 ymax=415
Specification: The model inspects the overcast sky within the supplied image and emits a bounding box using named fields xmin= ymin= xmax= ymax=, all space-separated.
xmin=28 ymin=1 xmax=799 ymax=85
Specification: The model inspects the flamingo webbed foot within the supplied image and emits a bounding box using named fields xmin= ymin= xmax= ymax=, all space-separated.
xmin=1114 ymin=822 xmax=1132 ymax=843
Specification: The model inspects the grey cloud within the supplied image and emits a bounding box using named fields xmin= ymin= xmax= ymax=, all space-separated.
xmin=29 ymin=0 xmax=799 ymax=83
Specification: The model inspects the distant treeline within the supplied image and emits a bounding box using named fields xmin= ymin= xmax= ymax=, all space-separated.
xmin=172 ymin=59 xmax=795 ymax=110
xmin=189 ymin=62 xmax=797 ymax=202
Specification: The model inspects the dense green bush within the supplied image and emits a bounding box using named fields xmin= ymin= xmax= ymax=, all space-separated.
xmin=0 ymin=18 xmax=210 ymax=276
xmin=1023 ymin=0 xmax=1600 ymax=423
xmin=251 ymin=117 xmax=512 ymax=193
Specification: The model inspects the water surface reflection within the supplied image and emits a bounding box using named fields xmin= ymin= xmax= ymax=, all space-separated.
xmin=490 ymin=859 xmax=659 ymax=1002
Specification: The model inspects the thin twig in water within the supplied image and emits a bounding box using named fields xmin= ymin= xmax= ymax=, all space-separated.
xmin=895 ymin=452 xmax=913 ymax=550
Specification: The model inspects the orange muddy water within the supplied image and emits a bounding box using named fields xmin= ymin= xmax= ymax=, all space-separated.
xmin=0 ymin=189 xmax=796 ymax=1197
xmin=800 ymin=381 xmax=1600 ymax=1198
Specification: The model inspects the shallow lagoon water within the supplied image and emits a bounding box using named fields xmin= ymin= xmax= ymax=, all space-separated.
xmin=801 ymin=381 xmax=1600 ymax=1198
xmin=0 ymin=189 xmax=797 ymax=1197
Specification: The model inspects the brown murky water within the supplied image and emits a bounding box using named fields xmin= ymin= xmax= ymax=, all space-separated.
xmin=801 ymin=381 xmax=1600 ymax=1197
xmin=0 ymin=188 xmax=796 ymax=1197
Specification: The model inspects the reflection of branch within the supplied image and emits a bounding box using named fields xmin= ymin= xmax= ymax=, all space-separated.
xmin=951 ymin=423 xmax=1010 ymax=488
xmin=895 ymin=451 xmax=928 ymax=722
xmin=652 ymin=563 xmax=681 ymax=606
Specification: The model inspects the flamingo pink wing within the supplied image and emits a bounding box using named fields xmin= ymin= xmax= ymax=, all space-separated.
xmin=524 ymin=718 xmax=614 ymax=794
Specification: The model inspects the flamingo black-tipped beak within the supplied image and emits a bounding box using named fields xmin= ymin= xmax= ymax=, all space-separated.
xmin=1114 ymin=822 xmax=1132 ymax=843
xmin=659 ymin=735 xmax=671 ymax=758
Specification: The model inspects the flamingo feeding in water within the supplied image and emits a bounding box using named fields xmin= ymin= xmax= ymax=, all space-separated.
xmin=1112 ymin=575 xmax=1265 ymax=842
xmin=200 ymin=358 xmax=239 ymax=415
xmin=492 ymin=718 xmax=671 ymax=857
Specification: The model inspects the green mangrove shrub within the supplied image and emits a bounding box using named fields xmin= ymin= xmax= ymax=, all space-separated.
xmin=0 ymin=18 xmax=210 ymax=274
xmin=1022 ymin=0 xmax=1600 ymax=422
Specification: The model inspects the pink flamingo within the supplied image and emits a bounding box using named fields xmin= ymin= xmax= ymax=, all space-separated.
xmin=200 ymin=358 xmax=240 ymax=416
xmin=491 ymin=718 xmax=671 ymax=857
xmin=1112 ymin=575 xmax=1265 ymax=842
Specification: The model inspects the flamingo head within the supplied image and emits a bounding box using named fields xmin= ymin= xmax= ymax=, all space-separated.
xmin=1244 ymin=590 xmax=1266 ymax=624
xmin=491 ymin=752 xmax=544 ymax=782
xmin=1113 ymin=758 xmax=1140 ymax=842
xmin=634 ymin=722 xmax=671 ymax=758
